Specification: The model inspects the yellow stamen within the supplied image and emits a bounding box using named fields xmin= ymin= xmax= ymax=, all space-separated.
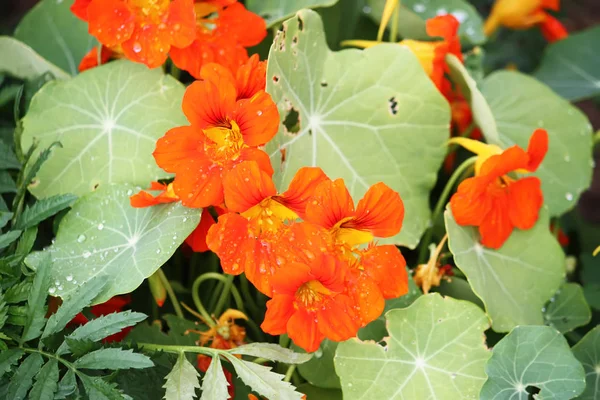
xmin=203 ymin=120 xmax=245 ymax=163
xmin=296 ymin=280 xmax=332 ymax=310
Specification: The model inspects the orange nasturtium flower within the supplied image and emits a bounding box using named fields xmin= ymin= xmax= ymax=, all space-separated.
xmin=483 ymin=0 xmax=568 ymax=42
xmin=153 ymin=58 xmax=278 ymax=208
xmin=449 ymin=129 xmax=549 ymax=249
xmin=78 ymin=46 xmax=114 ymax=72
xmin=71 ymin=0 xmax=197 ymax=68
xmin=170 ymin=1 xmax=267 ymax=78
xmin=261 ymin=254 xmax=360 ymax=353
xmin=206 ymin=161 xmax=328 ymax=296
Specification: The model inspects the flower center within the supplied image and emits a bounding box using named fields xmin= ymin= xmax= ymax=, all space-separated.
xmin=242 ymin=198 xmax=299 ymax=234
xmin=295 ymin=280 xmax=332 ymax=310
xmin=128 ymin=0 xmax=170 ymax=21
xmin=203 ymin=120 xmax=245 ymax=164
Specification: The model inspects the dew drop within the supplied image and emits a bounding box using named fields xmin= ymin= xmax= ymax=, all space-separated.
xmin=77 ymin=234 xmax=86 ymax=243
xmin=58 ymin=285 xmax=64 ymax=291
xmin=127 ymin=189 xmax=134 ymax=196
xmin=55 ymin=280 xmax=61 ymax=286
xmin=564 ymin=154 xmax=570 ymax=162
xmin=133 ymin=42 xmax=142 ymax=53
xmin=83 ymin=250 xmax=92 ymax=259
xmin=66 ymin=275 xmax=74 ymax=282
xmin=97 ymin=223 xmax=104 ymax=230
xmin=48 ymin=287 xmax=56 ymax=294
xmin=257 ymin=110 xmax=263 ymax=116
xmin=156 ymin=249 xmax=161 ymax=254
xmin=565 ymin=192 xmax=574 ymax=201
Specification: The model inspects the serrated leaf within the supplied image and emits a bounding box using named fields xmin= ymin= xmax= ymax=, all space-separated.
xmin=21 ymin=60 xmax=186 ymax=198
xmin=572 ymin=326 xmax=600 ymax=399
xmin=64 ymin=338 xmax=100 ymax=357
xmin=231 ymin=343 xmax=312 ymax=364
xmin=0 ymin=230 xmax=22 ymax=250
xmin=265 ymin=10 xmax=450 ymax=248
xmin=335 ymin=294 xmax=490 ymax=399
xmin=15 ymin=193 xmax=77 ymax=230
xmin=225 ymin=355 xmax=303 ymax=400
xmin=31 ymin=184 xmax=199 ymax=303
xmin=29 ymin=360 xmax=59 ymax=400
xmin=480 ymin=71 xmax=593 ymax=216
xmin=247 ymin=0 xmax=339 ymax=27
xmin=6 ymin=353 xmax=44 ymax=400
xmin=544 ymin=283 xmax=591 ymax=334
xmin=0 ymin=348 xmax=24 ymax=380
xmin=79 ymin=374 xmax=126 ymax=400
xmin=4 ymin=278 xmax=32 ymax=303
xmin=535 ymin=26 xmax=600 ymax=102
xmin=163 ymin=352 xmax=200 ymax=400
xmin=21 ymin=252 xmax=52 ymax=342
xmin=14 ymin=0 xmax=96 ymax=76
xmin=199 ymin=356 xmax=228 ymax=400
xmin=54 ymin=369 xmax=77 ymax=400
xmin=481 ymin=326 xmax=585 ymax=399
xmin=58 ymin=310 xmax=147 ymax=355
xmin=73 ymin=348 xmax=154 ymax=370
xmin=445 ymin=207 xmax=565 ymax=332
xmin=42 ymin=275 xmax=107 ymax=339
xmin=0 ymin=36 xmax=69 ymax=81
xmin=0 ymin=212 xmax=12 ymax=230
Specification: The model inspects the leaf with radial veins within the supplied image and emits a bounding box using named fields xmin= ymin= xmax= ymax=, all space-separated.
xmin=572 ymin=326 xmax=600 ymax=400
xmin=543 ymin=283 xmax=591 ymax=334
xmin=247 ymin=0 xmax=339 ymax=27
xmin=21 ymin=60 xmax=187 ymax=198
xmin=445 ymin=207 xmax=565 ymax=332
xmin=480 ymin=71 xmax=594 ymax=216
xmin=335 ymin=294 xmax=490 ymax=400
xmin=480 ymin=326 xmax=585 ymax=400
xmin=0 ymin=36 xmax=69 ymax=81
xmin=266 ymin=10 xmax=450 ymax=248
xmin=27 ymin=184 xmax=200 ymax=304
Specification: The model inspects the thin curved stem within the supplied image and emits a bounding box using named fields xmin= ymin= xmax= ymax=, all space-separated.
xmin=213 ymin=275 xmax=234 ymax=317
xmin=192 ymin=273 xmax=245 ymax=327
xmin=157 ymin=269 xmax=183 ymax=319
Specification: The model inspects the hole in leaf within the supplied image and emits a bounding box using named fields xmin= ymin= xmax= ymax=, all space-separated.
xmin=280 ymin=148 xmax=287 ymax=163
xmin=283 ymin=107 xmax=301 ymax=134
xmin=292 ymin=36 xmax=298 ymax=45
xmin=272 ymin=75 xmax=280 ymax=83
xmin=92 ymin=183 xmax=100 ymax=190
xmin=388 ymin=96 xmax=399 ymax=115
xmin=298 ymin=16 xmax=304 ymax=31
xmin=262 ymin=13 xmax=271 ymax=20
xmin=526 ymin=385 xmax=540 ymax=399
xmin=308 ymin=128 xmax=313 ymax=136
xmin=321 ymin=81 xmax=328 ymax=87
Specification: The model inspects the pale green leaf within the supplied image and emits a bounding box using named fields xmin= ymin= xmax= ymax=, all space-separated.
xmin=54 ymin=369 xmax=77 ymax=400
xmin=445 ymin=207 xmax=565 ymax=332
xmin=247 ymin=0 xmax=339 ymax=27
xmin=15 ymin=193 xmax=77 ymax=230
xmin=21 ymin=60 xmax=186 ymax=198
xmin=480 ymin=71 xmax=594 ymax=216
xmin=335 ymin=294 xmax=490 ymax=399
xmin=29 ymin=360 xmax=59 ymax=400
xmin=163 ymin=352 xmax=200 ymax=400
xmin=266 ymin=10 xmax=450 ymax=248
xmin=0 ymin=348 xmax=24 ymax=380
xmin=21 ymin=252 xmax=52 ymax=342
xmin=6 ymin=353 xmax=44 ymax=400
xmin=58 ymin=310 xmax=147 ymax=355
xmin=0 ymin=36 xmax=69 ymax=81
xmin=535 ymin=26 xmax=600 ymax=102
xmin=79 ymin=374 xmax=125 ymax=400
xmin=199 ymin=356 xmax=228 ymax=400
xmin=31 ymin=184 xmax=199 ymax=304
xmin=231 ymin=343 xmax=312 ymax=364
xmin=225 ymin=355 xmax=303 ymax=400
xmin=295 ymin=339 xmax=340 ymax=389
xmin=572 ymin=326 xmax=600 ymax=400
xmin=42 ymin=275 xmax=108 ymax=339
xmin=481 ymin=326 xmax=585 ymax=400
xmin=544 ymin=283 xmax=591 ymax=334
xmin=74 ymin=348 xmax=154 ymax=370
xmin=14 ymin=0 xmax=96 ymax=76
xmin=0 ymin=230 xmax=22 ymax=250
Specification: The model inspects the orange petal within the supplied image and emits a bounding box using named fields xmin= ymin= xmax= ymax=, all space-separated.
xmin=71 ymin=0 xmax=92 ymax=20
xmin=305 ymin=179 xmax=355 ymax=230
xmin=121 ymin=25 xmax=172 ymax=69
xmin=233 ymin=91 xmax=279 ymax=147
xmin=78 ymin=46 xmax=113 ymax=72
xmin=361 ymin=245 xmax=408 ymax=299
xmin=206 ymin=213 xmax=250 ymax=275
xmin=480 ymin=146 xmax=530 ymax=179
xmin=185 ymin=209 xmax=216 ymax=252
xmin=287 ymin=309 xmax=325 ymax=353
xmin=271 ymin=262 xmax=311 ymax=296
xmin=130 ymin=189 xmax=176 ymax=208
xmin=478 ymin=191 xmax=513 ymax=249
xmin=346 ymin=270 xmax=385 ymax=326
xmin=182 ymin=78 xmax=236 ymax=128
xmin=261 ymin=294 xmax=295 ymax=335
xmin=238 ymin=147 xmax=274 ymax=177
xmin=223 ymin=161 xmax=276 ymax=213
xmin=540 ymin=13 xmax=568 ymax=42
xmin=278 ymin=222 xmax=332 ymax=265
xmin=235 ymin=54 xmax=267 ymax=100
xmin=173 ymin=159 xmax=224 ymax=208
xmin=279 ymin=167 xmax=329 ymax=220
xmin=166 ymin=0 xmax=197 ymax=49
xmin=153 ymin=125 xmax=203 ymax=173
xmin=525 ymin=129 xmax=549 ymax=171
xmin=449 ymin=176 xmax=491 ymax=227
xmin=508 ymin=177 xmax=543 ymax=230
xmin=217 ymin=2 xmax=267 ymax=47
xmin=317 ymin=295 xmax=360 ymax=342
xmin=426 ymin=15 xmax=462 ymax=62
xmin=242 ymin=231 xmax=283 ymax=296
xmin=87 ymin=0 xmax=135 ymax=47
xmin=349 ymin=182 xmax=404 ymax=238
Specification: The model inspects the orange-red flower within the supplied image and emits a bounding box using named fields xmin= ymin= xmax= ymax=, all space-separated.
xmin=539 ymin=14 xmax=569 ymax=42
xmin=170 ymin=1 xmax=266 ymax=78
xmin=206 ymin=161 xmax=328 ymax=296
xmin=78 ymin=46 xmax=114 ymax=72
xmin=261 ymin=254 xmax=360 ymax=353
xmin=69 ymin=295 xmax=132 ymax=342
xmin=71 ymin=0 xmax=197 ymax=68
xmin=449 ymin=129 xmax=549 ymax=249
xmin=153 ymin=59 xmax=278 ymax=208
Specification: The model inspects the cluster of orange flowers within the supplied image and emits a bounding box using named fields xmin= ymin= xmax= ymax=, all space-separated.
xmin=72 ymin=0 xmax=266 ymax=75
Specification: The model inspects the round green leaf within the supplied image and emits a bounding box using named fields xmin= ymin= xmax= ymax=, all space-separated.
xmin=31 ymin=184 xmax=200 ymax=304
xmin=544 ymin=283 xmax=591 ymax=334
xmin=480 ymin=71 xmax=594 ymax=216
xmin=335 ymin=294 xmax=490 ymax=399
xmin=0 ymin=36 xmax=69 ymax=81
xmin=14 ymin=0 xmax=95 ymax=76
xmin=266 ymin=10 xmax=450 ymax=248
xmin=572 ymin=326 xmax=600 ymax=400
xmin=535 ymin=26 xmax=600 ymax=102
xmin=21 ymin=60 xmax=186 ymax=198
xmin=247 ymin=0 xmax=339 ymax=28
xmin=481 ymin=326 xmax=586 ymax=400
xmin=445 ymin=207 xmax=565 ymax=332
xmin=295 ymin=339 xmax=340 ymax=389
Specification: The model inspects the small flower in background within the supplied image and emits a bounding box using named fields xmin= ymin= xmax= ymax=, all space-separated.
xmin=68 ymin=295 xmax=133 ymax=342
xmin=449 ymin=129 xmax=549 ymax=249
xmin=78 ymin=45 xmax=114 ymax=72
xmin=414 ymin=236 xmax=453 ymax=294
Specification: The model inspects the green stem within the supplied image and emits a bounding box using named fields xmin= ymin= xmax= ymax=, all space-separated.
xmin=278 ymin=334 xmax=291 ymax=349
xmin=594 ymin=130 xmax=600 ymax=146
xmin=21 ymin=347 xmax=77 ymax=371
xmin=138 ymin=343 xmax=219 ymax=356
xmin=157 ymin=269 xmax=184 ymax=319
xmin=284 ymin=365 xmax=296 ymax=383
xmin=213 ymin=275 xmax=234 ymax=317
xmin=252 ymin=357 xmax=270 ymax=364
xmin=417 ymin=156 xmax=478 ymax=264
xmin=192 ymin=273 xmax=245 ymax=326
xmin=389 ymin=1 xmax=400 ymax=42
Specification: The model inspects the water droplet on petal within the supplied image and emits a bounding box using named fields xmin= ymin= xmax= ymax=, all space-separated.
xmin=133 ymin=42 xmax=142 ymax=53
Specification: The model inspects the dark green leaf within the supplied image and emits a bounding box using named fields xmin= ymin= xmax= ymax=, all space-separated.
xmin=8 ymin=304 xmax=28 ymax=325
xmin=64 ymin=338 xmax=100 ymax=358
xmin=42 ymin=275 xmax=108 ymax=339
xmin=15 ymin=226 xmax=37 ymax=256
xmin=4 ymin=278 xmax=32 ymax=303
xmin=21 ymin=252 xmax=52 ymax=342
xmin=0 ymin=140 xmax=20 ymax=170
xmin=6 ymin=352 xmax=44 ymax=400
xmin=294 ymin=340 xmax=340 ymax=389
xmin=115 ymin=353 xmax=174 ymax=400
xmin=0 ymin=294 xmax=7 ymax=329
xmin=29 ymin=359 xmax=58 ymax=400
xmin=0 ymin=230 xmax=22 ymax=251
xmin=15 ymin=194 xmax=77 ymax=230
xmin=0 ymin=348 xmax=24 ymax=380
xmin=0 ymin=212 xmax=12 ymax=229
xmin=544 ymin=283 xmax=591 ymax=334
xmin=73 ymin=348 xmax=154 ymax=370
xmin=571 ymin=326 xmax=600 ymax=399
xmin=79 ymin=374 xmax=126 ymax=400
xmin=0 ymin=171 xmax=16 ymax=194
xmin=54 ymin=369 xmax=77 ymax=400
xmin=0 ymin=82 xmax=22 ymax=108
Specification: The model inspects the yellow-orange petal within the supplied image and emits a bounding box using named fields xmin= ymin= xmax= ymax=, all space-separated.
xmin=223 ymin=161 xmax=276 ymax=213
xmin=305 ymin=179 xmax=355 ymax=230
xmin=279 ymin=167 xmax=329 ymax=220
xmin=233 ymin=91 xmax=279 ymax=147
